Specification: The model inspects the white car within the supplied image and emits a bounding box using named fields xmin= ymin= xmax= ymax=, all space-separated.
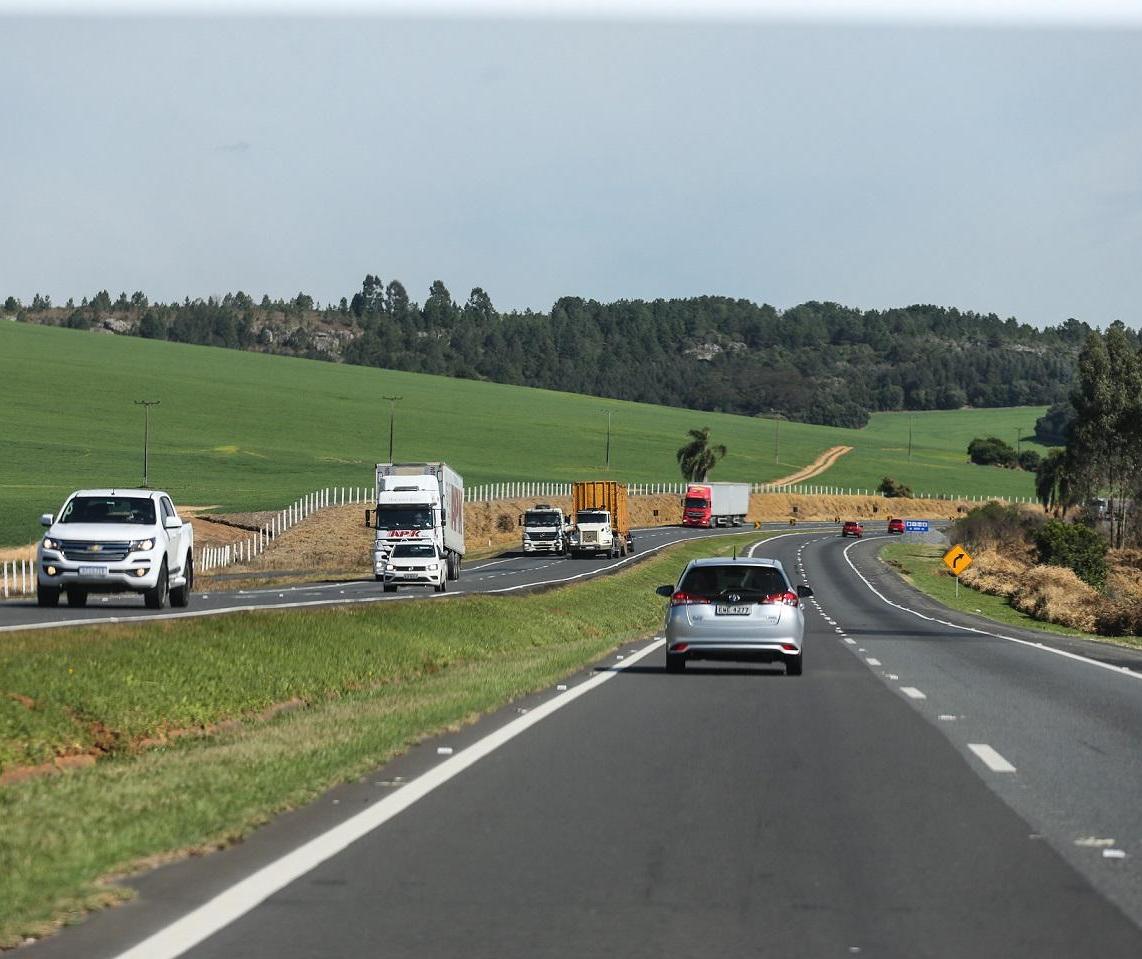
xmin=655 ymin=557 xmax=812 ymax=675
xmin=37 ymin=489 xmax=194 ymax=609
xmin=380 ymin=541 xmax=447 ymax=593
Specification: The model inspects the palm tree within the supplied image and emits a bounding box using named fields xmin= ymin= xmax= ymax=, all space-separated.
xmin=676 ymin=427 xmax=727 ymax=482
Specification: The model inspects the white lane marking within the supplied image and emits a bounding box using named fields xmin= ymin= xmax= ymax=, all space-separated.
xmin=108 ymin=637 xmax=666 ymax=959
xmin=967 ymin=743 xmax=1016 ymax=773
xmin=840 ymin=540 xmax=1142 ymax=683
xmin=866 ymin=658 xmax=882 ymax=666
xmin=844 ymin=638 xmax=856 ymax=645
xmin=900 ymin=686 xmax=927 ymax=699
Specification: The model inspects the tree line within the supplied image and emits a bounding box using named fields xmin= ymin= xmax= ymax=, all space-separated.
xmin=5 ymin=277 xmax=1128 ymax=428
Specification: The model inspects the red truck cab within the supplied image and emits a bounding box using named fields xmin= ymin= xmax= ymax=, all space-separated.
xmin=681 ymin=483 xmax=714 ymax=528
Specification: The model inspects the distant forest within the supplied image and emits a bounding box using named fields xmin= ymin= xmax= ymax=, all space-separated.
xmin=6 ymin=278 xmax=1126 ymax=429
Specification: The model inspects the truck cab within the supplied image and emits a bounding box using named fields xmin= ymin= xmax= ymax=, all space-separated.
xmin=520 ymin=504 xmax=570 ymax=555
xmin=570 ymin=508 xmax=628 ymax=558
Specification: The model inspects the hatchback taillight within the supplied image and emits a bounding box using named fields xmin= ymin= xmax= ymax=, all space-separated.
xmin=762 ymin=591 xmax=799 ymax=607
xmin=670 ymin=592 xmax=709 ymax=606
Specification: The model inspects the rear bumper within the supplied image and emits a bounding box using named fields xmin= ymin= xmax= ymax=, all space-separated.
xmin=667 ymin=641 xmax=801 ymax=665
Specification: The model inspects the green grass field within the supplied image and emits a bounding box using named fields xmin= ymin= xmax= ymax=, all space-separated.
xmin=0 ymin=322 xmax=1048 ymax=546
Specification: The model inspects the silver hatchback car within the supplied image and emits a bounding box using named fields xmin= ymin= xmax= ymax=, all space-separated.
xmin=655 ymin=557 xmax=813 ymax=675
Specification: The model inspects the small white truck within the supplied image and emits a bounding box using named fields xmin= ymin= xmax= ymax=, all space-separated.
xmin=519 ymin=504 xmax=571 ymax=555
xmin=37 ymin=489 xmax=194 ymax=608
xmin=367 ymin=462 xmax=465 ymax=581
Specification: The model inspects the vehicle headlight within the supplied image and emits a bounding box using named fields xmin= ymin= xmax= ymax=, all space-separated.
xmin=128 ymin=538 xmax=156 ymax=552
xmin=42 ymin=537 xmax=62 ymax=551
xmin=427 ymin=563 xmax=439 ymax=572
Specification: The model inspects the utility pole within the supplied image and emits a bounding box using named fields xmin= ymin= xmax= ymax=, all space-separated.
xmin=134 ymin=400 xmax=160 ymax=487
xmin=775 ymin=416 xmax=781 ymax=464
xmin=601 ymin=409 xmax=614 ymax=470
xmin=908 ymin=414 xmax=913 ymax=460
xmin=383 ymin=395 xmax=403 ymax=463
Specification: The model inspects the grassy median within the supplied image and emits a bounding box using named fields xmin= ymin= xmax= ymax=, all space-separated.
xmin=0 ymin=533 xmax=776 ymax=946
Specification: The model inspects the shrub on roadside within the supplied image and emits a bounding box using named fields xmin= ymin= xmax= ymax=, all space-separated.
xmin=1034 ymin=520 xmax=1108 ymax=589
xmin=952 ymin=501 xmax=1041 ymax=557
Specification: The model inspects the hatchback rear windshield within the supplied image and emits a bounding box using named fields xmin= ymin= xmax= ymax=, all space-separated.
xmin=679 ymin=565 xmax=789 ymax=597
xmin=59 ymin=497 xmax=156 ymax=525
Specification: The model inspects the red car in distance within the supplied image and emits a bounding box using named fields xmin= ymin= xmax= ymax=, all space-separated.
xmin=887 ymin=518 xmax=905 ymax=534
xmin=841 ymin=521 xmax=864 ymax=538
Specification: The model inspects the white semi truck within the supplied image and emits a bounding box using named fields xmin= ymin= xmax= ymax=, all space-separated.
xmin=367 ymin=462 xmax=465 ymax=582
xmin=519 ymin=504 xmax=571 ymax=555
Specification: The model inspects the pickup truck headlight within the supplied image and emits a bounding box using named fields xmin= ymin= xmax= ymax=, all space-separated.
xmin=426 ymin=563 xmax=439 ymax=572
xmin=42 ymin=536 xmax=62 ymax=551
xmin=128 ymin=538 xmax=156 ymax=552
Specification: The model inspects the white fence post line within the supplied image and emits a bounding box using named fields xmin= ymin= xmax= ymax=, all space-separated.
xmin=2 ymin=562 xmax=7 ymax=599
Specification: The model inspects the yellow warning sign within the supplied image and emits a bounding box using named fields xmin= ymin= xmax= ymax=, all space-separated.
xmin=943 ymin=544 xmax=973 ymax=574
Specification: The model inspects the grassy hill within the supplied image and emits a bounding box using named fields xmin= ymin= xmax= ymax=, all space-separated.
xmin=0 ymin=322 xmax=1047 ymax=547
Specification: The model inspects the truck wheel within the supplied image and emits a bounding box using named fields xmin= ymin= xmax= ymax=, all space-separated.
xmin=37 ymin=585 xmax=60 ymax=608
xmin=66 ymin=588 xmax=88 ymax=608
xmin=435 ymin=579 xmax=446 ymax=593
xmin=169 ymin=557 xmax=193 ymax=608
xmin=144 ymin=562 xmax=168 ymax=610
xmin=383 ymin=584 xmax=396 ymax=593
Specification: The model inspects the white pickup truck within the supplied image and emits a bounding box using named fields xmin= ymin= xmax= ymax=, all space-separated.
xmin=37 ymin=489 xmax=194 ymax=609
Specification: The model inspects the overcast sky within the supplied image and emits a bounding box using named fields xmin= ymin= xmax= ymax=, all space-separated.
xmin=2 ymin=1 xmax=1141 ymax=328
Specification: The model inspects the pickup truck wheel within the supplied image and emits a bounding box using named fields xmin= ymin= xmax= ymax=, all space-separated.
xmin=37 ymin=585 xmax=60 ymax=608
xmin=169 ymin=557 xmax=193 ymax=608
xmin=435 ymin=579 xmax=446 ymax=593
xmin=66 ymin=588 xmax=88 ymax=607
xmin=144 ymin=562 xmax=168 ymax=610
xmin=383 ymin=584 xmax=396 ymax=593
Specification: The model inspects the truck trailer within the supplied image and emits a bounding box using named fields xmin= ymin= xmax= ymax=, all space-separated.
xmin=681 ymin=482 xmax=750 ymax=528
xmin=569 ymin=481 xmax=634 ymax=558
xmin=367 ymin=462 xmax=465 ymax=581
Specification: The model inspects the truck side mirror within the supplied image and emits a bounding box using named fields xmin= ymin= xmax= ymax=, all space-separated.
xmin=518 ymin=515 xmax=522 ymax=527
xmin=364 ymin=509 xmax=372 ymax=528
xmin=163 ymin=515 xmax=182 ymax=530
xmin=797 ymin=584 xmax=814 ymax=598
xmin=41 ymin=513 xmax=53 ymax=527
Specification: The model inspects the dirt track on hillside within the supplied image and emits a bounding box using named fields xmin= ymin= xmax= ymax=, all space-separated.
xmin=772 ymin=445 xmax=854 ymax=486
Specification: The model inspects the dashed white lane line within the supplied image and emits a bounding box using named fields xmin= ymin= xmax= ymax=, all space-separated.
xmin=900 ymin=686 xmax=927 ymax=700
xmin=866 ymin=658 xmax=882 ymax=667
xmin=968 ymin=743 xmax=1017 ymax=773
xmin=108 ymin=637 xmax=667 ymax=959
xmin=844 ymin=638 xmax=856 ymax=645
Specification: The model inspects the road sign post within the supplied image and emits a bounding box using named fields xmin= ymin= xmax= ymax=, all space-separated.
xmin=942 ymin=544 xmax=973 ymax=598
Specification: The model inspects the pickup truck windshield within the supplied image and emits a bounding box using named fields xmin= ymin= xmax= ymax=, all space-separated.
xmin=576 ymin=510 xmax=608 ymax=524
xmin=375 ymin=507 xmax=434 ymax=529
xmin=59 ymin=497 xmax=156 ymax=525
xmin=391 ymin=543 xmax=437 ymax=558
xmin=524 ymin=513 xmax=561 ymax=527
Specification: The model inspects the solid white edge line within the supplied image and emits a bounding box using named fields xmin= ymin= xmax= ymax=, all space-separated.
xmin=967 ymin=743 xmax=1017 ymax=773
xmin=840 ymin=539 xmax=1142 ymax=683
xmin=109 ymin=636 xmax=666 ymax=959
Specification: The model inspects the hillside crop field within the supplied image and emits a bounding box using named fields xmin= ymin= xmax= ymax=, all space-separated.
xmin=0 ymin=322 xmax=1047 ymax=547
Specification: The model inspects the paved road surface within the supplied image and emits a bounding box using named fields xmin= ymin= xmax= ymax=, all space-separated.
xmin=22 ymin=529 xmax=1142 ymax=958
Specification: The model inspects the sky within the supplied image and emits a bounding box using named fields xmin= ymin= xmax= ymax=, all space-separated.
xmin=2 ymin=1 xmax=1141 ymax=328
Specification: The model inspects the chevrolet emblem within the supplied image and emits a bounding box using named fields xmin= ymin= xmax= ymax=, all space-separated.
xmin=89 ymin=544 xmax=102 ymax=552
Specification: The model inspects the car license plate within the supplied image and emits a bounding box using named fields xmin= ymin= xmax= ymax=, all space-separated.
xmin=715 ymin=604 xmax=751 ymax=615
xmin=79 ymin=566 xmax=108 ymax=577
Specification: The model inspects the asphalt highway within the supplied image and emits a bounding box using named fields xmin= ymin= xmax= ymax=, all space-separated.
xmin=0 ymin=522 xmax=833 ymax=632
xmin=24 ymin=528 xmax=1142 ymax=958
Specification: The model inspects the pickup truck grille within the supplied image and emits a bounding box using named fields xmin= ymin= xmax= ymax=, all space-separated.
xmin=61 ymin=541 xmax=132 ymax=562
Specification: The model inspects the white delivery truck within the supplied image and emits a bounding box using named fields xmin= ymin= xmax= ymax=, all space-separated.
xmin=519 ymin=504 xmax=571 ymax=555
xmin=680 ymin=482 xmax=751 ymax=528
xmin=367 ymin=462 xmax=465 ymax=581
